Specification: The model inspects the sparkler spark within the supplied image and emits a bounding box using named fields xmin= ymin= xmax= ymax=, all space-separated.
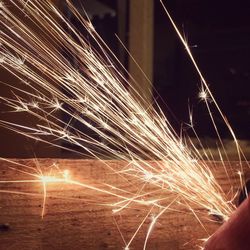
xmin=0 ymin=0 xmax=247 ymax=248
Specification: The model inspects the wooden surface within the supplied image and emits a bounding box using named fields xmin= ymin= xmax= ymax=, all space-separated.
xmin=0 ymin=159 xmax=249 ymax=250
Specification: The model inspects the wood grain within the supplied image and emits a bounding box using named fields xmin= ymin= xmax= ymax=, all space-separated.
xmin=0 ymin=159 xmax=249 ymax=250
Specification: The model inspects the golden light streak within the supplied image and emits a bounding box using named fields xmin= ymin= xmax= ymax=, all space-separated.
xmin=143 ymin=198 xmax=178 ymax=250
xmin=160 ymin=0 xmax=249 ymax=184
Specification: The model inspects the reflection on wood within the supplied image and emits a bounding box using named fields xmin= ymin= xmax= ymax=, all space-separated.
xmin=0 ymin=159 xmax=247 ymax=249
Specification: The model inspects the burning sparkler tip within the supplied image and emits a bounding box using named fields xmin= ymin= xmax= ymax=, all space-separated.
xmin=198 ymin=90 xmax=208 ymax=101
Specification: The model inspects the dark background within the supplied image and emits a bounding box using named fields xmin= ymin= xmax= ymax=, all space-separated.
xmin=154 ymin=1 xmax=250 ymax=140
xmin=82 ymin=0 xmax=250 ymax=139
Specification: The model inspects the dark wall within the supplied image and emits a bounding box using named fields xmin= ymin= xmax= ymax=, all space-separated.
xmin=154 ymin=0 xmax=250 ymax=139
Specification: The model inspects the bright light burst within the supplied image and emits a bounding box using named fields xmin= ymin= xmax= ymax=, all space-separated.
xmin=0 ymin=0 xmax=247 ymax=248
